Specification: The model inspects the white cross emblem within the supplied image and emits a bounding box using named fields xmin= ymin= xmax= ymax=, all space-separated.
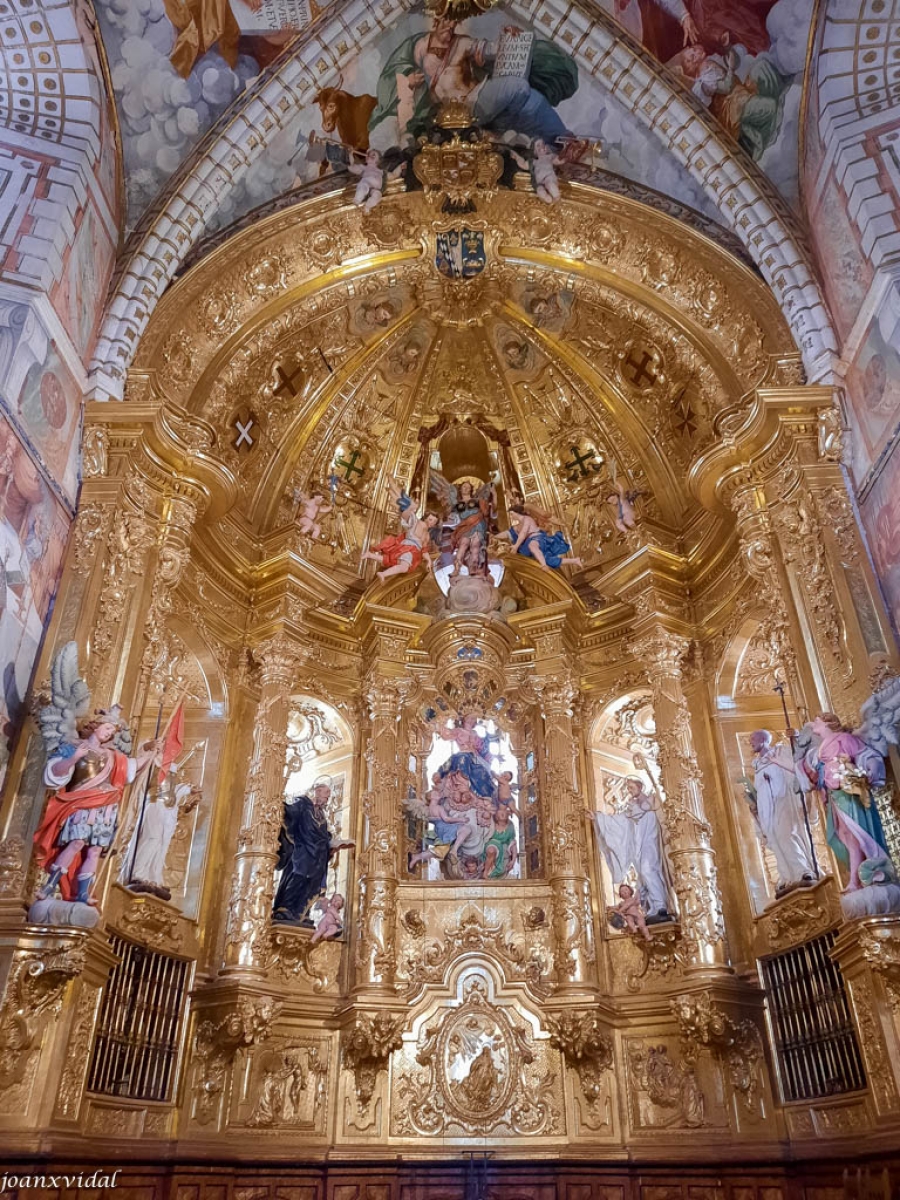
xmin=234 ymin=417 xmax=254 ymax=449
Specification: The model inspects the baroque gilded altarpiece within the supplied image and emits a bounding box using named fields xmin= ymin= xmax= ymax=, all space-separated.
xmin=0 ymin=173 xmax=899 ymax=1189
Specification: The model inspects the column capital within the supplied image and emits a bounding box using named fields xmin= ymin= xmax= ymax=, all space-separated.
xmin=533 ymin=675 xmax=577 ymax=716
xmin=628 ymin=626 xmax=690 ymax=682
xmin=252 ymin=631 xmax=305 ymax=686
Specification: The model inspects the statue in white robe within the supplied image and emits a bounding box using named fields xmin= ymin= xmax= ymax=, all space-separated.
xmin=747 ymin=729 xmax=816 ymax=894
xmin=591 ymin=776 xmax=673 ymax=921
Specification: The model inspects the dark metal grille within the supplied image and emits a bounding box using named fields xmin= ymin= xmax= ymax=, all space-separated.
xmin=761 ymin=930 xmax=866 ymax=1102
xmin=87 ymin=935 xmax=190 ymax=1102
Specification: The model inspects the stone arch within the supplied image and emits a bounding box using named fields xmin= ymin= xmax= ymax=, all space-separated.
xmin=88 ymin=0 xmax=837 ymax=400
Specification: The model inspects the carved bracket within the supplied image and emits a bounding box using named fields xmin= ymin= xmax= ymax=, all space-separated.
xmin=624 ymin=922 xmax=686 ymax=992
xmin=269 ymin=926 xmax=341 ymax=993
xmin=341 ymin=1012 xmax=404 ymax=1112
xmin=672 ymin=991 xmax=764 ymax=1112
xmin=546 ymin=1009 xmax=613 ymax=1103
xmin=0 ymin=945 xmax=85 ymax=1091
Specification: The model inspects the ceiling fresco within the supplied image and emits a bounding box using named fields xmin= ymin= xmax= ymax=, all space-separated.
xmin=96 ymin=0 xmax=816 ymax=234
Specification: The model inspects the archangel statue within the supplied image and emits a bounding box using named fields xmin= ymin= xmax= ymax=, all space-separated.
xmin=31 ymin=641 xmax=160 ymax=923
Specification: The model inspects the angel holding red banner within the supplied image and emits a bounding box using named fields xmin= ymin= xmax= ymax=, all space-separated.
xmin=32 ymin=642 xmax=162 ymax=914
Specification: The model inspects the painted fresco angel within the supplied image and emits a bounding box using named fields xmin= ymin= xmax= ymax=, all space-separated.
xmin=428 ymin=472 xmax=495 ymax=578
xmin=795 ymin=687 xmax=900 ymax=901
xmin=31 ymin=641 xmax=161 ymax=916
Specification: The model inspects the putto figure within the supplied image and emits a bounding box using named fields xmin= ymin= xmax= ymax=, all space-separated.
xmin=31 ymin=642 xmax=160 ymax=919
xmin=744 ymin=729 xmax=816 ymax=896
xmin=361 ymin=476 xmax=440 ymax=582
xmin=511 ymin=138 xmax=565 ymax=203
xmin=291 ymin=487 xmax=332 ymax=540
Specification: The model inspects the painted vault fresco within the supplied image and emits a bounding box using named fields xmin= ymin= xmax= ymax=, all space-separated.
xmin=97 ymin=0 xmax=814 ymax=230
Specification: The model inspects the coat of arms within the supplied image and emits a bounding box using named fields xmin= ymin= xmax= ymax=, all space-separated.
xmin=435 ymin=228 xmax=487 ymax=280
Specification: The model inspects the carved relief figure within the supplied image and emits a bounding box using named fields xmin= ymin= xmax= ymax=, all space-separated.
xmin=591 ymin=776 xmax=673 ymax=923
xmin=273 ymin=778 xmax=354 ymax=925
xmin=32 ymin=644 xmax=160 ymax=917
xmin=743 ymin=729 xmax=816 ymax=895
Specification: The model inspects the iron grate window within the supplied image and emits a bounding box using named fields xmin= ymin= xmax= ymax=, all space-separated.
xmin=761 ymin=930 xmax=866 ymax=1103
xmin=87 ymin=934 xmax=190 ymax=1103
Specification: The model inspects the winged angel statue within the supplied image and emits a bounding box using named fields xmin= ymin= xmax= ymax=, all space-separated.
xmin=428 ymin=472 xmax=495 ymax=578
xmin=30 ymin=642 xmax=160 ymax=923
xmin=795 ymin=679 xmax=900 ymax=916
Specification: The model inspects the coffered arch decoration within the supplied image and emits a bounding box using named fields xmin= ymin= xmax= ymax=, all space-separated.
xmin=88 ymin=0 xmax=836 ymax=401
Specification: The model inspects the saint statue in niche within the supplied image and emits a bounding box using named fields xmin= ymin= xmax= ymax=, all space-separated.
xmin=590 ymin=776 xmax=674 ymax=926
xmin=272 ymin=777 xmax=354 ymax=926
xmin=742 ymin=729 xmax=816 ymax=897
xmin=407 ymin=712 xmax=518 ymax=880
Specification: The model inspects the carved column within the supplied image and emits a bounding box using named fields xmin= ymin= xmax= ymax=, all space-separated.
xmin=356 ymin=674 xmax=404 ymax=993
xmin=354 ymin=610 xmax=424 ymax=995
xmin=539 ymin=676 xmax=597 ymax=994
xmin=133 ymin=489 xmax=201 ymax=717
xmin=831 ymin=917 xmax=900 ymax=1118
xmin=629 ymin=625 xmax=728 ymax=974
xmin=767 ymin=464 xmax=892 ymax=721
xmin=511 ymin=606 xmax=597 ymax=996
xmin=221 ymin=632 xmax=302 ymax=979
xmin=727 ymin=477 xmax=813 ymax=721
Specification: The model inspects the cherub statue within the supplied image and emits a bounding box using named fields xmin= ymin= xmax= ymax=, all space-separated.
xmin=613 ymin=882 xmax=652 ymax=941
xmin=291 ymin=487 xmax=332 ymax=540
xmin=491 ymin=769 xmax=520 ymax=817
xmin=511 ymin=137 xmax=564 ymax=204
xmin=348 ymin=148 xmax=403 ymax=212
xmin=606 ymin=479 xmax=641 ymax=535
xmin=360 ymin=475 xmax=439 ymax=582
xmin=310 ymin=892 xmax=345 ymax=944
xmin=31 ymin=642 xmax=161 ymax=916
xmin=507 ymin=504 xmax=583 ymax=571
xmin=428 ymin=472 xmax=495 ymax=578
